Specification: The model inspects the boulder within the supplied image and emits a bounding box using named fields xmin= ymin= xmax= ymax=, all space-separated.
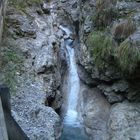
xmin=108 ymin=102 xmax=140 ymax=140
xmin=79 ymin=84 xmax=110 ymax=140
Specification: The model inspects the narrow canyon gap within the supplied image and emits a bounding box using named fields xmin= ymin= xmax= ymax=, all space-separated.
xmin=60 ymin=26 xmax=88 ymax=140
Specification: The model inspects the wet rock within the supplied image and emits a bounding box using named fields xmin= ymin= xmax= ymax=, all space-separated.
xmin=47 ymin=90 xmax=62 ymax=111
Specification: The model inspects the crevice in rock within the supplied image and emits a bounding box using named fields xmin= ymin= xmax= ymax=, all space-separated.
xmin=73 ymin=20 xmax=79 ymax=36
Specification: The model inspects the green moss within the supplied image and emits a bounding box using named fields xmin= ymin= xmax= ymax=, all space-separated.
xmin=87 ymin=31 xmax=115 ymax=68
xmin=116 ymin=39 xmax=140 ymax=74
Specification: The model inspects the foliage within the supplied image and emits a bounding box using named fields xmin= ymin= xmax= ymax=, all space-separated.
xmin=9 ymin=0 xmax=43 ymax=11
xmin=4 ymin=64 xmax=18 ymax=93
xmin=1 ymin=48 xmax=24 ymax=93
xmin=116 ymin=38 xmax=140 ymax=74
xmin=112 ymin=19 xmax=136 ymax=43
xmin=87 ymin=31 xmax=115 ymax=68
xmin=87 ymin=31 xmax=140 ymax=74
xmin=93 ymin=1 xmax=118 ymax=30
xmin=3 ymin=50 xmax=23 ymax=64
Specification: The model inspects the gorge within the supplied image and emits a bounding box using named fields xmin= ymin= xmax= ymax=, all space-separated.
xmin=59 ymin=26 xmax=88 ymax=140
xmin=0 ymin=0 xmax=140 ymax=140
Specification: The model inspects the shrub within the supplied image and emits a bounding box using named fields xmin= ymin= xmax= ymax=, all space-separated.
xmin=93 ymin=0 xmax=118 ymax=30
xmin=1 ymin=48 xmax=24 ymax=93
xmin=9 ymin=0 xmax=43 ymax=11
xmin=112 ymin=19 xmax=136 ymax=43
xmin=116 ymin=38 xmax=140 ymax=74
xmin=3 ymin=50 xmax=23 ymax=64
xmin=87 ymin=31 xmax=116 ymax=68
xmin=86 ymin=31 xmax=140 ymax=75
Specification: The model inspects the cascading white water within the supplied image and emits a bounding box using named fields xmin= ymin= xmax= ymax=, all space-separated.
xmin=60 ymin=25 xmax=88 ymax=140
xmin=63 ymin=44 xmax=80 ymax=126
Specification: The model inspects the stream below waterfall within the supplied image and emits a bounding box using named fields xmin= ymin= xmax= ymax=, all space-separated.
xmin=60 ymin=26 xmax=88 ymax=140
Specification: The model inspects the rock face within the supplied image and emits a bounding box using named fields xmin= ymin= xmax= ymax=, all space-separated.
xmin=0 ymin=0 xmax=68 ymax=139
xmin=0 ymin=0 xmax=8 ymax=69
xmin=58 ymin=0 xmax=140 ymax=139
xmin=108 ymin=102 xmax=140 ymax=140
xmin=1 ymin=0 xmax=140 ymax=139
xmin=0 ymin=0 xmax=7 ymax=42
xmin=79 ymin=84 xmax=110 ymax=140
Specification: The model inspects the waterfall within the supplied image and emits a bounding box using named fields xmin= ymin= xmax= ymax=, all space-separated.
xmin=60 ymin=25 xmax=88 ymax=140
xmin=63 ymin=44 xmax=80 ymax=126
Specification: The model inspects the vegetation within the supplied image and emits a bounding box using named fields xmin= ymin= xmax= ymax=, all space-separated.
xmin=88 ymin=0 xmax=138 ymax=75
xmin=9 ymin=0 xmax=43 ymax=11
xmin=87 ymin=30 xmax=140 ymax=75
xmin=87 ymin=31 xmax=115 ymax=68
xmin=1 ymin=47 xmax=24 ymax=93
xmin=93 ymin=0 xmax=118 ymax=30
xmin=112 ymin=19 xmax=136 ymax=43
xmin=116 ymin=38 xmax=140 ymax=74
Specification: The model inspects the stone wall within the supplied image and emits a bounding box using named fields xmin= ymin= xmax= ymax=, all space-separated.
xmin=0 ymin=0 xmax=7 ymax=42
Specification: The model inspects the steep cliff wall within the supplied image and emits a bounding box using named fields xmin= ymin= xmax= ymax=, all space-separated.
xmin=0 ymin=0 xmax=7 ymax=42
xmin=83 ymin=0 xmax=140 ymax=138
xmin=0 ymin=0 xmax=65 ymax=139
xmin=58 ymin=0 xmax=140 ymax=139
xmin=1 ymin=0 xmax=140 ymax=139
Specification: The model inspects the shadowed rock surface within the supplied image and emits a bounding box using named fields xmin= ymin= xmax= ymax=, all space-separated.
xmin=0 ymin=85 xmax=29 ymax=140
